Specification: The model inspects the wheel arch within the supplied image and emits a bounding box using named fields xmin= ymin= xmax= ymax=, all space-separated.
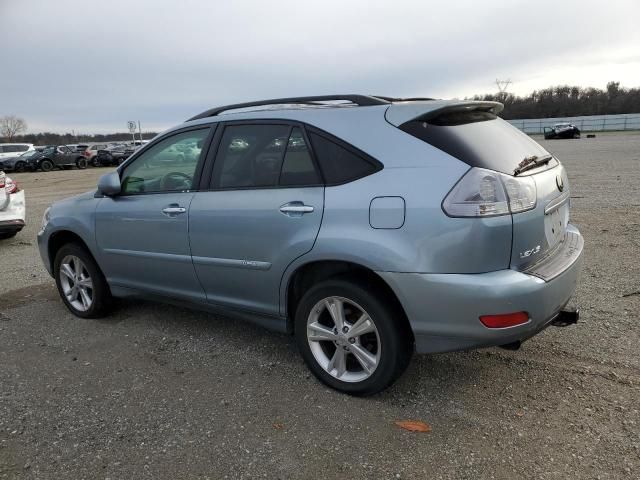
xmin=47 ymin=230 xmax=95 ymax=273
xmin=284 ymin=259 xmax=413 ymax=340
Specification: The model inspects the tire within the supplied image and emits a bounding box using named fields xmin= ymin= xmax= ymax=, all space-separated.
xmin=0 ymin=231 xmax=18 ymax=240
xmin=14 ymin=161 xmax=26 ymax=172
xmin=294 ymin=278 xmax=413 ymax=396
xmin=53 ymin=243 xmax=112 ymax=318
xmin=40 ymin=159 xmax=54 ymax=172
xmin=76 ymin=158 xmax=88 ymax=169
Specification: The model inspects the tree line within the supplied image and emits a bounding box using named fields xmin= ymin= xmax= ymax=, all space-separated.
xmin=3 ymin=130 xmax=158 ymax=145
xmin=2 ymin=81 xmax=640 ymax=142
xmin=474 ymin=82 xmax=640 ymax=119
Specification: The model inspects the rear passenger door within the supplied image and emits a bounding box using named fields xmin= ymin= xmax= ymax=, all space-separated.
xmin=189 ymin=122 xmax=324 ymax=316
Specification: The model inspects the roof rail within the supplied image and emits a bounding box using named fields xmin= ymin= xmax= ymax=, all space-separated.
xmin=187 ymin=95 xmax=391 ymax=121
xmin=374 ymin=96 xmax=435 ymax=102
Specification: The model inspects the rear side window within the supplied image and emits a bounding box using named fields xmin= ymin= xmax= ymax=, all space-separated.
xmin=308 ymin=132 xmax=379 ymax=185
xmin=211 ymin=124 xmax=290 ymax=189
xmin=279 ymin=127 xmax=321 ymax=186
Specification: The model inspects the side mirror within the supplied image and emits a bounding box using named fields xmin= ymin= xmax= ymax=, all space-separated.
xmin=97 ymin=171 xmax=121 ymax=196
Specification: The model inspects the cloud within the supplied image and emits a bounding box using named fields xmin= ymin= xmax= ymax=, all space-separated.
xmin=1 ymin=0 xmax=639 ymax=133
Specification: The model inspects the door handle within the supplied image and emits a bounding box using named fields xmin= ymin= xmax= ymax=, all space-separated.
xmin=279 ymin=202 xmax=314 ymax=216
xmin=162 ymin=205 xmax=187 ymax=216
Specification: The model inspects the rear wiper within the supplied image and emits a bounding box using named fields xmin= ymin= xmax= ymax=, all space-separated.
xmin=514 ymin=154 xmax=553 ymax=176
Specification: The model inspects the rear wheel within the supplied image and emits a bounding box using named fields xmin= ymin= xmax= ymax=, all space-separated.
xmin=76 ymin=157 xmax=88 ymax=169
xmin=295 ymin=278 xmax=413 ymax=396
xmin=53 ymin=243 xmax=112 ymax=318
xmin=40 ymin=159 xmax=54 ymax=171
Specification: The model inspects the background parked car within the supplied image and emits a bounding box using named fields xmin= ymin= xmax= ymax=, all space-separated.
xmin=544 ymin=123 xmax=581 ymax=139
xmin=0 ymin=149 xmax=42 ymax=172
xmin=0 ymin=143 xmax=34 ymax=159
xmin=94 ymin=144 xmax=135 ymax=166
xmin=0 ymin=171 xmax=26 ymax=239
xmin=67 ymin=144 xmax=89 ymax=153
xmin=82 ymin=143 xmax=109 ymax=164
xmin=28 ymin=145 xmax=88 ymax=171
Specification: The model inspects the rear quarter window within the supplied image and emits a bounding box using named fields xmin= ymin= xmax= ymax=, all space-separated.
xmin=307 ymin=132 xmax=381 ymax=185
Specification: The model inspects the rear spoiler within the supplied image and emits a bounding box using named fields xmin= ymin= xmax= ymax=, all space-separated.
xmin=384 ymin=100 xmax=504 ymax=126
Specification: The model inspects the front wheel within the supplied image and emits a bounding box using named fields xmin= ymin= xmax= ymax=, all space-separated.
xmin=295 ymin=278 xmax=413 ymax=396
xmin=14 ymin=161 xmax=26 ymax=172
xmin=54 ymin=243 xmax=112 ymax=318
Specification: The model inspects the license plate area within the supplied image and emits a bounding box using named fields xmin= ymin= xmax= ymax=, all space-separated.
xmin=544 ymin=202 xmax=569 ymax=248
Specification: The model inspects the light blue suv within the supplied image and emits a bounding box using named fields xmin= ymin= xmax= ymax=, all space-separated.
xmin=38 ymin=95 xmax=584 ymax=395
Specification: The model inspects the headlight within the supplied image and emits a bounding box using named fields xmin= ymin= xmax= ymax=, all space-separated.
xmin=443 ymin=168 xmax=537 ymax=217
xmin=41 ymin=207 xmax=51 ymax=231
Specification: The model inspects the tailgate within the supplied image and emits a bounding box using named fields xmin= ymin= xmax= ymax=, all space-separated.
xmin=510 ymin=164 xmax=571 ymax=271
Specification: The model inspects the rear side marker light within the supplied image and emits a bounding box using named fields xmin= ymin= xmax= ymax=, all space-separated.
xmin=479 ymin=311 xmax=529 ymax=328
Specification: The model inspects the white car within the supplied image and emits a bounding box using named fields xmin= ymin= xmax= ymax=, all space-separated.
xmin=0 ymin=171 xmax=26 ymax=239
xmin=0 ymin=143 xmax=35 ymax=160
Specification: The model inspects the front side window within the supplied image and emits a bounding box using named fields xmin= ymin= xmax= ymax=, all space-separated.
xmin=121 ymin=128 xmax=210 ymax=194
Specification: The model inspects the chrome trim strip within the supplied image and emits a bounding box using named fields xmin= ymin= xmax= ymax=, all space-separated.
xmin=191 ymin=256 xmax=271 ymax=270
xmin=103 ymin=248 xmax=192 ymax=263
xmin=544 ymin=192 xmax=570 ymax=215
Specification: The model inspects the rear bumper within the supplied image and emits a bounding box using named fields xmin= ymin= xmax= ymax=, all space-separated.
xmin=378 ymin=224 xmax=584 ymax=354
xmin=0 ymin=218 xmax=25 ymax=233
xmin=0 ymin=190 xmax=26 ymax=234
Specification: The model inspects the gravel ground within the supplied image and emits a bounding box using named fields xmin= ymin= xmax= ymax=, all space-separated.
xmin=1 ymin=133 xmax=639 ymax=479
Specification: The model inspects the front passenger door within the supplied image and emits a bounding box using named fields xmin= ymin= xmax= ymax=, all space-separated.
xmin=95 ymin=127 xmax=213 ymax=300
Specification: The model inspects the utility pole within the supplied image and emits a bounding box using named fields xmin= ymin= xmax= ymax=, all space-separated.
xmin=138 ymin=120 xmax=143 ymax=145
xmin=496 ymin=79 xmax=512 ymax=101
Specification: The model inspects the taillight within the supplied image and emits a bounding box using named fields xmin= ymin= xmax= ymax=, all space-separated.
xmin=0 ymin=174 xmax=5 ymax=188
xmin=443 ymin=167 xmax=537 ymax=217
xmin=479 ymin=312 xmax=529 ymax=328
xmin=5 ymin=177 xmax=18 ymax=194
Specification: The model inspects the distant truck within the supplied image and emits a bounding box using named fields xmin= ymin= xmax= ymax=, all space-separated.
xmin=544 ymin=123 xmax=581 ymax=139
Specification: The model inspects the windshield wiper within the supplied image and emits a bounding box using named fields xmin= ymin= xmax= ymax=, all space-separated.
xmin=514 ymin=154 xmax=553 ymax=176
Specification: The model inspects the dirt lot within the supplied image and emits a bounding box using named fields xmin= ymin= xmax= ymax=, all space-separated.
xmin=1 ymin=133 xmax=639 ymax=479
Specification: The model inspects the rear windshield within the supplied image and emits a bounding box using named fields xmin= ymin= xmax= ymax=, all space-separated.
xmin=400 ymin=114 xmax=554 ymax=175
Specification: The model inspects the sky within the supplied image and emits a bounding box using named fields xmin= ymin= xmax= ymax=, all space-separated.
xmin=1 ymin=0 xmax=639 ymax=134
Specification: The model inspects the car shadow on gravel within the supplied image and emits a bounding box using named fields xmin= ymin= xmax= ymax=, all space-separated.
xmin=1 ymin=282 xmax=551 ymax=403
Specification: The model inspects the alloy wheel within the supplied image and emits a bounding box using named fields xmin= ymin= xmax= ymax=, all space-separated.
xmin=306 ymin=296 xmax=381 ymax=383
xmin=59 ymin=255 xmax=94 ymax=312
